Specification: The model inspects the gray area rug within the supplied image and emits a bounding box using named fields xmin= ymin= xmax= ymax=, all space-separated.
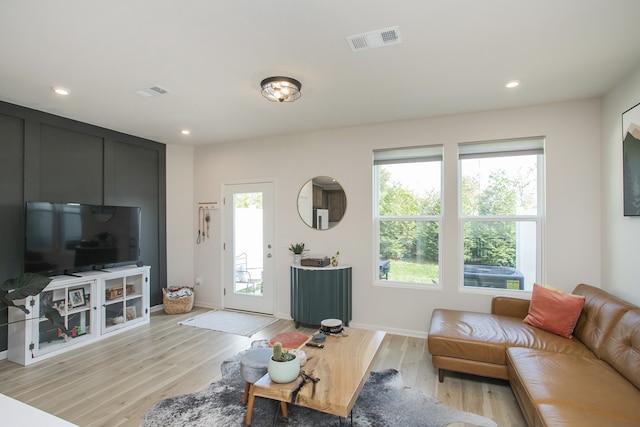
xmin=179 ymin=310 xmax=277 ymax=336
xmin=141 ymin=341 xmax=497 ymax=427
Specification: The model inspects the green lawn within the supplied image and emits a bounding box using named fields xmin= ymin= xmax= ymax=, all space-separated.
xmin=384 ymin=260 xmax=439 ymax=284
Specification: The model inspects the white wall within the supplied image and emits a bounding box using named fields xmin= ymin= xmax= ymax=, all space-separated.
xmin=177 ymin=98 xmax=602 ymax=337
xmin=165 ymin=144 xmax=195 ymax=288
xmin=601 ymin=66 xmax=640 ymax=306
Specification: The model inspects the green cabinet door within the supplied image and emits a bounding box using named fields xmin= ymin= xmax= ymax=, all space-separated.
xmin=290 ymin=266 xmax=352 ymax=328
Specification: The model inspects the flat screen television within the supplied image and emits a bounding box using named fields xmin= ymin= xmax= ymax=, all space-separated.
xmin=25 ymin=202 xmax=141 ymax=276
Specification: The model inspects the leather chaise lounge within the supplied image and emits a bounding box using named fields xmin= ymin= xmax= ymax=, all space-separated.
xmin=428 ymin=284 xmax=640 ymax=427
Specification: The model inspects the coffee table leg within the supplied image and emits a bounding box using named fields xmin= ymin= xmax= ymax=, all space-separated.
xmin=245 ymin=384 xmax=256 ymax=426
xmin=242 ymin=382 xmax=250 ymax=405
xmin=280 ymin=401 xmax=288 ymax=418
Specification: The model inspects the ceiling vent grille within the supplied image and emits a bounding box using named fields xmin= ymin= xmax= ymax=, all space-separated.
xmin=134 ymin=85 xmax=170 ymax=97
xmin=346 ymin=26 xmax=401 ymax=52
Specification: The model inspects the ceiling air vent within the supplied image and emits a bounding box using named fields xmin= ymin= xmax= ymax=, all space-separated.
xmin=134 ymin=85 xmax=170 ymax=97
xmin=346 ymin=26 xmax=401 ymax=52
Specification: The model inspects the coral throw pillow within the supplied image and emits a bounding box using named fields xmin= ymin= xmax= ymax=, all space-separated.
xmin=523 ymin=283 xmax=586 ymax=338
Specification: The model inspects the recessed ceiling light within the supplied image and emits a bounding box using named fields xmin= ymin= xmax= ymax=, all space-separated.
xmin=53 ymin=87 xmax=70 ymax=96
xmin=181 ymin=129 xmax=190 ymax=135
xmin=505 ymin=80 xmax=521 ymax=89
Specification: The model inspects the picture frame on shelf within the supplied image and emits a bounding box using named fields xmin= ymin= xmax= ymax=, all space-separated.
xmin=69 ymin=288 xmax=86 ymax=308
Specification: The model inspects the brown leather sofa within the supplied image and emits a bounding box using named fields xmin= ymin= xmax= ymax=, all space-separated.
xmin=428 ymin=284 xmax=640 ymax=427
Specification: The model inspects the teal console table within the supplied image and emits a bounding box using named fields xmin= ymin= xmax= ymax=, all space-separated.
xmin=290 ymin=265 xmax=352 ymax=328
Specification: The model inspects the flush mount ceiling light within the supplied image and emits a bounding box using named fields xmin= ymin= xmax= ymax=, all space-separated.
xmin=260 ymin=76 xmax=301 ymax=103
xmin=505 ymin=80 xmax=521 ymax=88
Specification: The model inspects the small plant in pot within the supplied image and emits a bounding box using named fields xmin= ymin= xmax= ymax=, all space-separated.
xmin=267 ymin=341 xmax=300 ymax=383
xmin=331 ymin=250 xmax=340 ymax=267
xmin=289 ymin=242 xmax=305 ymax=265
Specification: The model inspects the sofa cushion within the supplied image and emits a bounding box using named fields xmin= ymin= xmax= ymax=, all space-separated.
xmin=428 ymin=309 xmax=594 ymax=367
xmin=572 ymin=284 xmax=636 ymax=357
xmin=507 ymin=347 xmax=640 ymax=426
xmin=491 ymin=296 xmax=530 ymax=319
xmin=600 ymin=309 xmax=640 ymax=389
xmin=523 ymin=284 xmax=585 ymax=338
xmin=536 ymin=404 xmax=640 ymax=427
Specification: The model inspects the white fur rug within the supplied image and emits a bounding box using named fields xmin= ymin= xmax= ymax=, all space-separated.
xmin=141 ymin=341 xmax=498 ymax=427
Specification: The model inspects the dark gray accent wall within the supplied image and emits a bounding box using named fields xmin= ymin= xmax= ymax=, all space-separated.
xmin=105 ymin=139 xmax=166 ymax=306
xmin=0 ymin=101 xmax=167 ymax=352
xmin=0 ymin=113 xmax=25 ymax=348
xmin=39 ymin=125 xmax=104 ymax=204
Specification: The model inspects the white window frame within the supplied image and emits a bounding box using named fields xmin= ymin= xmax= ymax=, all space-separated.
xmin=373 ymin=145 xmax=444 ymax=289
xmin=457 ymin=137 xmax=545 ymax=294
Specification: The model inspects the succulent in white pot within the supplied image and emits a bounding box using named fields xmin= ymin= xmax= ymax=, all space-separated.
xmin=289 ymin=243 xmax=305 ymax=265
xmin=268 ymin=342 xmax=300 ymax=383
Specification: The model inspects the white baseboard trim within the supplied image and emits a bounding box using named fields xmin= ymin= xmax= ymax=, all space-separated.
xmin=150 ymin=304 xmax=164 ymax=313
xmin=192 ymin=301 xmax=221 ymax=310
xmin=154 ymin=302 xmax=427 ymax=338
xmin=273 ymin=312 xmax=292 ymax=320
xmin=0 ymin=349 xmax=7 ymax=361
xmin=347 ymin=321 xmax=427 ymax=339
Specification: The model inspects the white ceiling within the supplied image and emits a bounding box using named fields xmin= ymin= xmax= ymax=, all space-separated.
xmin=1 ymin=1 xmax=640 ymax=146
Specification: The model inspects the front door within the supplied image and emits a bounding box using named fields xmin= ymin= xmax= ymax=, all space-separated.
xmin=223 ymin=181 xmax=275 ymax=314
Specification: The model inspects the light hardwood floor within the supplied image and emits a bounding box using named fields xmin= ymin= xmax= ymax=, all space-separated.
xmin=0 ymin=307 xmax=526 ymax=426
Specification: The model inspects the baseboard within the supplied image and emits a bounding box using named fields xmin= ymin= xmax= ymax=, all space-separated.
xmin=150 ymin=304 xmax=164 ymax=313
xmin=192 ymin=301 xmax=221 ymax=310
xmin=165 ymin=303 xmax=427 ymax=338
xmin=271 ymin=313 xmax=427 ymax=339
xmin=347 ymin=321 xmax=428 ymax=339
xmin=0 ymin=349 xmax=7 ymax=361
xmin=274 ymin=311 xmax=293 ymax=320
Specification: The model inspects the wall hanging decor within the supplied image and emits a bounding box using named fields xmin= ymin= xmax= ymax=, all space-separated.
xmin=623 ymin=101 xmax=640 ymax=216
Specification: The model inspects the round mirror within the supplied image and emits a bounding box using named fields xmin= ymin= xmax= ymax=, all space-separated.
xmin=297 ymin=176 xmax=347 ymax=230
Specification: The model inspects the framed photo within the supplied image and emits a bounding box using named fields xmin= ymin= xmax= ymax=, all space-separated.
xmin=68 ymin=288 xmax=86 ymax=308
xmin=126 ymin=306 xmax=137 ymax=321
xmin=623 ymin=101 xmax=640 ymax=216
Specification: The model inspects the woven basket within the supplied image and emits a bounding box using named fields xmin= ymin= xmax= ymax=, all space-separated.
xmin=162 ymin=287 xmax=195 ymax=314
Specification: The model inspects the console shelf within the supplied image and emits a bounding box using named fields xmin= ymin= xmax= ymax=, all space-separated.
xmin=8 ymin=266 xmax=150 ymax=365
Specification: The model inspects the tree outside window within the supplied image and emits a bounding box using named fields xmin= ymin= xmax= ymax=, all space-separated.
xmin=373 ymin=138 xmax=543 ymax=291
xmin=460 ymin=138 xmax=544 ymax=291
xmin=374 ymin=147 xmax=442 ymax=285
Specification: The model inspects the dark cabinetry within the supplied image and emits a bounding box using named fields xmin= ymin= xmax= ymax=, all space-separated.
xmin=290 ymin=265 xmax=352 ymax=328
xmin=326 ymin=190 xmax=346 ymax=222
xmin=312 ymin=185 xmax=346 ymax=223
xmin=313 ymin=185 xmax=324 ymax=208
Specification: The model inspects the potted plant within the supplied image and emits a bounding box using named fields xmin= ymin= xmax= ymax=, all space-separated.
xmin=267 ymin=341 xmax=300 ymax=383
xmin=331 ymin=250 xmax=340 ymax=267
xmin=1 ymin=273 xmax=68 ymax=334
xmin=289 ymin=242 xmax=305 ymax=265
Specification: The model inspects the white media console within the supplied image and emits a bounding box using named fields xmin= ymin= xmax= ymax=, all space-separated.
xmin=8 ymin=265 xmax=150 ymax=365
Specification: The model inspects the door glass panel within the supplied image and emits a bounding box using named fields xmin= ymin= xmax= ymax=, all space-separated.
xmin=233 ymin=192 xmax=263 ymax=295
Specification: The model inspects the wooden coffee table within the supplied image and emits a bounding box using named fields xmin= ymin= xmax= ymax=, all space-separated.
xmin=245 ymin=328 xmax=385 ymax=425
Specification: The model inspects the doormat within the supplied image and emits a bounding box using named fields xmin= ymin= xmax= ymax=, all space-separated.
xmin=179 ymin=310 xmax=277 ymax=337
xmin=141 ymin=340 xmax=498 ymax=427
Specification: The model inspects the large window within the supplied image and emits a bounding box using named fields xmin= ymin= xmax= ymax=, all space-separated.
xmin=459 ymin=138 xmax=544 ymax=291
xmin=374 ymin=146 xmax=442 ymax=286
